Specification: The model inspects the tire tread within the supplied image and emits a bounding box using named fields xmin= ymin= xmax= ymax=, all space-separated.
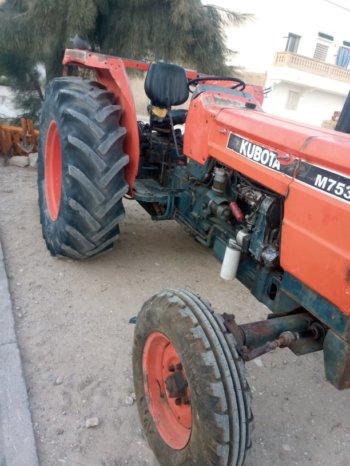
xmin=38 ymin=77 xmax=128 ymax=259
xmin=133 ymin=289 xmax=254 ymax=466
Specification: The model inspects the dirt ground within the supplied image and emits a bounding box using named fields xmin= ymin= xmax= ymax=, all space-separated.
xmin=0 ymin=162 xmax=349 ymax=466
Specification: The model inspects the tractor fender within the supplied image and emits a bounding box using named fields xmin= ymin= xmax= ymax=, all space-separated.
xmin=63 ymin=49 xmax=140 ymax=193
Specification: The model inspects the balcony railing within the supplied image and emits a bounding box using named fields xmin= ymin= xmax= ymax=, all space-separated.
xmin=274 ymin=52 xmax=350 ymax=83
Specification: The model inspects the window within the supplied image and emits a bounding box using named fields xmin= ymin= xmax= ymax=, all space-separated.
xmin=314 ymin=43 xmax=329 ymax=61
xmin=285 ymin=91 xmax=300 ymax=111
xmin=318 ymin=32 xmax=334 ymax=42
xmin=285 ymin=33 xmax=301 ymax=53
xmin=337 ymin=46 xmax=350 ymax=68
xmin=314 ymin=32 xmax=333 ymax=62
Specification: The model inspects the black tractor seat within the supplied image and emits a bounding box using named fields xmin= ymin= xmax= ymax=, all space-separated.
xmin=145 ymin=62 xmax=189 ymax=108
xmin=145 ymin=61 xmax=189 ymax=130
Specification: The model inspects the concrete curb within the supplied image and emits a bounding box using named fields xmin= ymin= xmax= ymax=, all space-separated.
xmin=0 ymin=240 xmax=39 ymax=466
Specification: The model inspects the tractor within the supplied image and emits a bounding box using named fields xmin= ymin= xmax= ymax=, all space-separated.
xmin=38 ymin=48 xmax=350 ymax=466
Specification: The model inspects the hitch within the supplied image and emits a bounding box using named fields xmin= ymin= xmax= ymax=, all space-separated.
xmin=223 ymin=312 xmax=326 ymax=361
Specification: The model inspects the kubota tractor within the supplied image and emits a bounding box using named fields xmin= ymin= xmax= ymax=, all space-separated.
xmin=38 ymin=48 xmax=350 ymax=466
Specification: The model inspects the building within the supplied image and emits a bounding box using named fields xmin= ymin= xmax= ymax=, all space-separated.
xmin=209 ymin=0 xmax=350 ymax=127
xmin=263 ymin=6 xmax=350 ymax=126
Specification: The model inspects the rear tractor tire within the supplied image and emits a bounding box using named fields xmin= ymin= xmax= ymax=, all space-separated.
xmin=133 ymin=288 xmax=253 ymax=466
xmin=38 ymin=77 xmax=129 ymax=259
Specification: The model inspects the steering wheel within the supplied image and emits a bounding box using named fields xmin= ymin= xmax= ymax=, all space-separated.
xmin=187 ymin=76 xmax=246 ymax=93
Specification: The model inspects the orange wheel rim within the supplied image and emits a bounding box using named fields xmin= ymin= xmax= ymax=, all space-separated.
xmin=45 ymin=120 xmax=62 ymax=221
xmin=142 ymin=332 xmax=192 ymax=449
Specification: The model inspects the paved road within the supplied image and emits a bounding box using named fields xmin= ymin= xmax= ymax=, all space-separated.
xmin=0 ymin=239 xmax=39 ymax=466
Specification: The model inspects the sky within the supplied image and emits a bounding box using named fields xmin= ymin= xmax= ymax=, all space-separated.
xmin=203 ymin=0 xmax=350 ymax=71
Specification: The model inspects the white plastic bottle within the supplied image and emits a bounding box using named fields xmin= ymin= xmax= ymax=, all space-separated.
xmin=220 ymin=239 xmax=241 ymax=281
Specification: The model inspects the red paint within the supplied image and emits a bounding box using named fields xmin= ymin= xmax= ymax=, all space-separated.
xmin=142 ymin=332 xmax=192 ymax=450
xmin=184 ymin=90 xmax=350 ymax=316
xmin=245 ymin=84 xmax=265 ymax=106
xmin=45 ymin=121 xmax=62 ymax=221
xmin=281 ymin=181 xmax=350 ymax=316
xmin=230 ymin=201 xmax=245 ymax=222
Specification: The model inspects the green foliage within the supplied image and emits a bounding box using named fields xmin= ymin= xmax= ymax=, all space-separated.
xmin=0 ymin=50 xmax=43 ymax=121
xmin=0 ymin=0 xmax=250 ymax=119
xmin=97 ymin=1 xmax=250 ymax=74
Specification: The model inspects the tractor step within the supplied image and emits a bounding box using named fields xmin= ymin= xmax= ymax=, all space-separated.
xmin=133 ymin=179 xmax=174 ymax=203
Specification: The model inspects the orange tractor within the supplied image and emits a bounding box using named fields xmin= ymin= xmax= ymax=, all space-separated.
xmin=38 ymin=48 xmax=350 ymax=466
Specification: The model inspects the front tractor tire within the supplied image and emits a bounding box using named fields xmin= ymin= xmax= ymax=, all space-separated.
xmin=38 ymin=77 xmax=129 ymax=259
xmin=133 ymin=289 xmax=253 ymax=466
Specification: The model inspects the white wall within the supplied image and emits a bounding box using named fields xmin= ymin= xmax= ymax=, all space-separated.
xmin=205 ymin=0 xmax=350 ymax=71
xmin=267 ymin=63 xmax=350 ymax=97
xmin=263 ymin=82 xmax=346 ymax=126
xmin=204 ymin=1 xmax=350 ymax=126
